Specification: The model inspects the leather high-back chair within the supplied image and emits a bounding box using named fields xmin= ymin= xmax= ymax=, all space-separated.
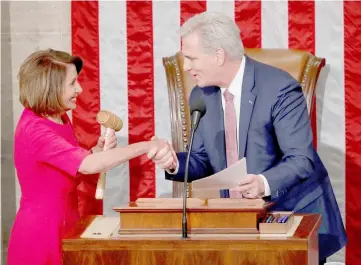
xmin=162 ymin=48 xmax=325 ymax=198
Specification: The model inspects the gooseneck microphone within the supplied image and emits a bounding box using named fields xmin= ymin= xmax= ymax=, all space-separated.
xmin=182 ymin=96 xmax=207 ymax=239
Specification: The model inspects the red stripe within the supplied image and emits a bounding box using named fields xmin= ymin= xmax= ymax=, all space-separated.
xmin=288 ymin=0 xmax=317 ymax=149
xmin=345 ymin=1 xmax=361 ymax=264
xmin=180 ymin=1 xmax=207 ymax=26
xmin=71 ymin=0 xmax=102 ymax=215
xmin=127 ymin=1 xmax=155 ymax=202
xmin=234 ymin=0 xmax=262 ymax=48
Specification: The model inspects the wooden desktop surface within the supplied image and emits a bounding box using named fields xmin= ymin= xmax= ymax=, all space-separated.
xmin=62 ymin=214 xmax=321 ymax=265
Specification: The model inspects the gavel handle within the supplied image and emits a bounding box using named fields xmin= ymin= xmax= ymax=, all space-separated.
xmin=95 ymin=172 xmax=106 ymax=199
xmin=95 ymin=128 xmax=112 ymax=200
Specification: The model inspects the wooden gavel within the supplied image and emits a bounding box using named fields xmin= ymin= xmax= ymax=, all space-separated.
xmin=95 ymin=110 xmax=123 ymax=200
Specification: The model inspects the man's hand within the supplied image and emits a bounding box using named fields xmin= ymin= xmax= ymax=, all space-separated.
xmin=147 ymin=136 xmax=178 ymax=170
xmin=91 ymin=128 xmax=117 ymax=153
xmin=230 ymin=174 xmax=265 ymax=198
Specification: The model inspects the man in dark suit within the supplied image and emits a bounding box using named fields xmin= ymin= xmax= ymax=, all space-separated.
xmin=148 ymin=12 xmax=347 ymax=263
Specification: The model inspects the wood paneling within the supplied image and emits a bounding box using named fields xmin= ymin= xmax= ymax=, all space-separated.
xmin=63 ymin=214 xmax=321 ymax=265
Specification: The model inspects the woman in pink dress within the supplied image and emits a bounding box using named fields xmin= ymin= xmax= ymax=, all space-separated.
xmin=7 ymin=49 xmax=170 ymax=265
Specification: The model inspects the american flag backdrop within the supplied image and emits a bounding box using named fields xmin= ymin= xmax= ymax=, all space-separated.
xmin=70 ymin=1 xmax=361 ymax=263
xmin=69 ymin=1 xmax=361 ymax=263
xmin=3 ymin=0 xmax=359 ymax=264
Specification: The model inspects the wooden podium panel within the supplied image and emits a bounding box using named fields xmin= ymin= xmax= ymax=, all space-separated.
xmin=62 ymin=214 xmax=321 ymax=265
xmin=113 ymin=198 xmax=272 ymax=234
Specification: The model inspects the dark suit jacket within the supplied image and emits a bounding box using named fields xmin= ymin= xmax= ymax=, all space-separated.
xmin=166 ymin=56 xmax=347 ymax=259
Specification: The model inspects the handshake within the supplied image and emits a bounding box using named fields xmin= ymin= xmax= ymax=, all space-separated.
xmin=147 ymin=136 xmax=178 ymax=172
xmin=145 ymin=136 xmax=265 ymax=199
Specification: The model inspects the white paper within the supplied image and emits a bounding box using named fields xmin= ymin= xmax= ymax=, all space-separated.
xmin=191 ymin=158 xmax=247 ymax=189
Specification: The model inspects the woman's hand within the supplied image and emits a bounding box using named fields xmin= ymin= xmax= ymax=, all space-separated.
xmin=91 ymin=128 xmax=117 ymax=153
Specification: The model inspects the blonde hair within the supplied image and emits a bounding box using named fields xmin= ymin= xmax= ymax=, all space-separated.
xmin=179 ymin=12 xmax=244 ymax=60
xmin=18 ymin=49 xmax=83 ymax=116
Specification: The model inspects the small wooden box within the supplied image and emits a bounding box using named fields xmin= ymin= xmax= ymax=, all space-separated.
xmin=259 ymin=211 xmax=294 ymax=234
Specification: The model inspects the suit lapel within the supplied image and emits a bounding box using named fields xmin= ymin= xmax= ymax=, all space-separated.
xmin=238 ymin=57 xmax=257 ymax=158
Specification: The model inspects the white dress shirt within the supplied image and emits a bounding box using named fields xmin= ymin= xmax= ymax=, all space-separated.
xmin=220 ymin=56 xmax=270 ymax=197
xmin=169 ymin=56 xmax=270 ymax=197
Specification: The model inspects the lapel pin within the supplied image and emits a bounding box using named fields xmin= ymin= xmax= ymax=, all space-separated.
xmin=249 ymin=100 xmax=253 ymax=105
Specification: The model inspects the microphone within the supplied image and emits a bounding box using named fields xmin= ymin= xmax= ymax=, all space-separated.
xmin=95 ymin=110 xmax=123 ymax=200
xmin=182 ymin=97 xmax=207 ymax=239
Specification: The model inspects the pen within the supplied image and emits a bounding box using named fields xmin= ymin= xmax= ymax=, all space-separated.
xmin=262 ymin=214 xmax=270 ymax=223
xmin=281 ymin=216 xmax=289 ymax=223
xmin=266 ymin=215 xmax=274 ymax=223
xmin=265 ymin=215 xmax=273 ymax=223
xmin=273 ymin=215 xmax=279 ymax=223
xmin=277 ymin=216 xmax=286 ymax=223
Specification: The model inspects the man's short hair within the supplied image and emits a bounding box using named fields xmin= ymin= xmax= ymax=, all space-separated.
xmin=179 ymin=12 xmax=244 ymax=60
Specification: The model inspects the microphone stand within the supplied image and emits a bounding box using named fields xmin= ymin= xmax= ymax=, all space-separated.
xmin=182 ymin=126 xmax=196 ymax=239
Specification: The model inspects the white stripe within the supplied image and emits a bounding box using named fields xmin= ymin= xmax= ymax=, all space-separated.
xmin=99 ymin=0 xmax=129 ymax=215
xmin=207 ymin=1 xmax=235 ymax=21
xmin=153 ymin=1 xmax=180 ymax=198
xmin=315 ymin=1 xmax=345 ymax=262
xmin=261 ymin=0 xmax=288 ymax=48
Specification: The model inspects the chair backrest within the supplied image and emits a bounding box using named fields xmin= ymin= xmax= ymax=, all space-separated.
xmin=162 ymin=48 xmax=325 ymax=197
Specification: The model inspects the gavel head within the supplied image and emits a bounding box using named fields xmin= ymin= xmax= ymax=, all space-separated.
xmin=96 ymin=110 xmax=123 ymax=132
